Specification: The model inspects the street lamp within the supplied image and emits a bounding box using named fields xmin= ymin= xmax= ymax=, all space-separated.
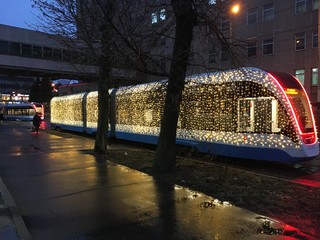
xmin=229 ymin=4 xmax=240 ymax=36
xmin=229 ymin=3 xmax=240 ymax=66
xmin=231 ymin=4 xmax=240 ymax=15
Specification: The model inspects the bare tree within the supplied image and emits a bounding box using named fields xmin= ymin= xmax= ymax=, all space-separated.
xmin=153 ymin=0 xmax=196 ymax=172
xmin=31 ymin=0 xmax=176 ymax=154
xmin=32 ymin=0 xmax=246 ymax=170
xmin=152 ymin=0 xmax=247 ymax=173
xmin=32 ymin=0 xmax=114 ymax=153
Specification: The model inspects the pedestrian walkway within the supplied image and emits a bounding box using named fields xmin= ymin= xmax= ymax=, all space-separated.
xmin=0 ymin=177 xmax=31 ymax=240
xmin=0 ymin=121 xmax=318 ymax=239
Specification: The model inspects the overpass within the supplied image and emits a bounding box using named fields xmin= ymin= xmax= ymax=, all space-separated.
xmin=0 ymin=24 xmax=99 ymax=97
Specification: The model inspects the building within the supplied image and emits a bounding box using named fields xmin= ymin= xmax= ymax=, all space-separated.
xmin=152 ymin=1 xmax=318 ymax=99
xmin=145 ymin=0 xmax=319 ymax=106
xmin=230 ymin=0 xmax=319 ymax=105
xmin=0 ymin=24 xmax=98 ymax=103
xmin=31 ymin=0 xmax=319 ymax=108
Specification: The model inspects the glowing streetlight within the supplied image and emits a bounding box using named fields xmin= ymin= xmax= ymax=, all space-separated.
xmin=230 ymin=4 xmax=240 ymax=43
xmin=231 ymin=4 xmax=240 ymax=14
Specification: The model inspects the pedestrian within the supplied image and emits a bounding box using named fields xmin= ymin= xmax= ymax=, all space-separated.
xmin=0 ymin=107 xmax=4 ymax=125
xmin=33 ymin=112 xmax=41 ymax=134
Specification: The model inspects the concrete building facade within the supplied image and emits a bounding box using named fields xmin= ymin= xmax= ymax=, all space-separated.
xmin=144 ymin=0 xmax=319 ymax=106
xmin=232 ymin=0 xmax=319 ymax=105
xmin=187 ymin=0 xmax=319 ymax=104
xmin=0 ymin=24 xmax=98 ymax=102
xmin=1 ymin=1 xmax=318 ymax=107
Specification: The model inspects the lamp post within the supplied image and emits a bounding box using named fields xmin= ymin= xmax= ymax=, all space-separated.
xmin=227 ymin=3 xmax=240 ymax=68
xmin=230 ymin=3 xmax=240 ymax=41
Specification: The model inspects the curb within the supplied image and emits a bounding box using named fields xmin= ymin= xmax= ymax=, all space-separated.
xmin=0 ymin=177 xmax=32 ymax=240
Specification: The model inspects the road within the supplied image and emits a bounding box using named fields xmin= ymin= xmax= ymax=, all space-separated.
xmin=0 ymin=121 xmax=315 ymax=240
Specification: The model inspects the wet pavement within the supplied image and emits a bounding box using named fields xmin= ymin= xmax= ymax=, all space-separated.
xmin=0 ymin=121 xmax=318 ymax=239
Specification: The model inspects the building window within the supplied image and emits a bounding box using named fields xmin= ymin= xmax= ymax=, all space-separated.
xmin=312 ymin=68 xmax=318 ymax=86
xmin=151 ymin=12 xmax=158 ymax=24
xmin=32 ymin=46 xmax=42 ymax=58
xmin=189 ymin=52 xmax=194 ymax=64
xmin=208 ymin=48 xmax=217 ymax=63
xmin=62 ymin=50 xmax=72 ymax=61
xmin=21 ymin=44 xmax=32 ymax=57
xmin=295 ymin=69 xmax=305 ymax=84
xmin=221 ymin=49 xmax=229 ymax=61
xmin=296 ymin=0 xmax=306 ymax=14
xmin=159 ymin=58 xmax=166 ymax=70
xmin=159 ymin=9 xmax=166 ymax=21
xmin=247 ymin=40 xmax=257 ymax=57
xmin=53 ymin=49 xmax=62 ymax=60
xmin=0 ymin=40 xmax=10 ymax=54
xmin=221 ymin=18 xmax=230 ymax=32
xmin=43 ymin=47 xmax=52 ymax=59
xmin=247 ymin=8 xmax=258 ymax=25
xmin=295 ymin=32 xmax=306 ymax=50
xmin=10 ymin=42 xmax=20 ymax=55
xmin=313 ymin=0 xmax=319 ymax=10
xmin=263 ymin=3 xmax=274 ymax=21
xmin=152 ymin=9 xmax=166 ymax=24
xmin=159 ymin=36 xmax=166 ymax=46
xmin=312 ymin=31 xmax=318 ymax=48
xmin=263 ymin=39 xmax=273 ymax=55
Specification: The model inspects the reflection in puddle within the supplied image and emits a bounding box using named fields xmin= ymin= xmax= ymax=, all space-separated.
xmin=257 ymin=217 xmax=316 ymax=239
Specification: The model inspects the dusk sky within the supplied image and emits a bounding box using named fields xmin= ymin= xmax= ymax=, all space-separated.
xmin=0 ymin=0 xmax=38 ymax=29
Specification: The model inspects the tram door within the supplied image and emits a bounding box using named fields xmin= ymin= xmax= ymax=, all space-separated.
xmin=238 ymin=98 xmax=254 ymax=132
xmin=238 ymin=97 xmax=280 ymax=133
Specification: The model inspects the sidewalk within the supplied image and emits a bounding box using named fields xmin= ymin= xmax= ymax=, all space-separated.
xmin=0 ymin=178 xmax=32 ymax=240
xmin=0 ymin=121 xmax=318 ymax=240
xmin=0 ymin=122 xmax=33 ymax=240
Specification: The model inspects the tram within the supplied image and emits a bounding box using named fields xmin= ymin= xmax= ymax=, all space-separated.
xmin=50 ymin=67 xmax=319 ymax=162
xmin=1 ymin=103 xmax=37 ymax=121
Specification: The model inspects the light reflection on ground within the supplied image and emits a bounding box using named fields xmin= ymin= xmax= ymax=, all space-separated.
xmin=292 ymin=173 xmax=320 ymax=187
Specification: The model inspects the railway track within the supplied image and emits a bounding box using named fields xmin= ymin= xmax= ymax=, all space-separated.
xmin=188 ymin=152 xmax=320 ymax=188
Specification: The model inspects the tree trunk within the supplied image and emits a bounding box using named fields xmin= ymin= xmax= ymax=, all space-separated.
xmin=153 ymin=0 xmax=196 ymax=173
xmin=94 ymin=23 xmax=111 ymax=154
xmin=94 ymin=65 xmax=110 ymax=154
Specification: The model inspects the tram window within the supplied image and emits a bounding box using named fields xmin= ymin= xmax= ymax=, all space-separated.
xmin=254 ymin=99 xmax=272 ymax=133
xmin=238 ymin=97 xmax=277 ymax=133
xmin=7 ymin=107 xmax=35 ymax=116
xmin=238 ymin=99 xmax=253 ymax=132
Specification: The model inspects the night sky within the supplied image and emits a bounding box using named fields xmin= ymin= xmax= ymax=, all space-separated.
xmin=0 ymin=0 xmax=38 ymax=29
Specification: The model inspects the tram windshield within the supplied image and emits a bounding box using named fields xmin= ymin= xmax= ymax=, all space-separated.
xmin=268 ymin=71 xmax=316 ymax=144
xmin=285 ymin=88 xmax=313 ymax=133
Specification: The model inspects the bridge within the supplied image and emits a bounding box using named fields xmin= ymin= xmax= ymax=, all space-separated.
xmin=0 ymin=24 xmax=99 ymax=98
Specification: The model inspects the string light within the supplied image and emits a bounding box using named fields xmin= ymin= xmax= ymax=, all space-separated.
xmin=51 ymin=93 xmax=86 ymax=127
xmin=51 ymin=68 xmax=317 ymax=156
xmin=114 ymin=68 xmax=299 ymax=150
xmin=86 ymin=91 xmax=99 ymax=129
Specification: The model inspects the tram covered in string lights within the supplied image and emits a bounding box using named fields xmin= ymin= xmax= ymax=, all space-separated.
xmin=50 ymin=67 xmax=319 ymax=162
